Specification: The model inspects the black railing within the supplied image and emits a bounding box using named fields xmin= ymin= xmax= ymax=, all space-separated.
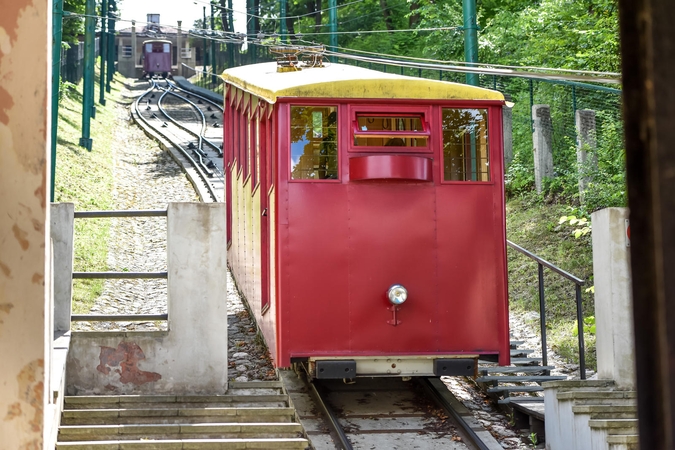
xmin=507 ymin=240 xmax=587 ymax=379
xmin=73 ymin=209 xmax=168 ymax=323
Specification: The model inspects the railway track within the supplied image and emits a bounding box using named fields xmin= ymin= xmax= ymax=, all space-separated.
xmin=281 ymin=369 xmax=504 ymax=450
xmin=132 ymin=78 xmax=225 ymax=203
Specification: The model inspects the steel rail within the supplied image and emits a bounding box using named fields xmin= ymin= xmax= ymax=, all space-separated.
xmin=156 ymin=85 xmax=215 ymax=178
xmin=134 ymin=80 xmax=219 ymax=201
xmin=164 ymin=80 xmax=224 ymax=159
xmin=166 ymin=78 xmax=224 ymax=112
xmin=419 ymin=377 xmax=493 ymax=450
xmin=307 ymin=379 xmax=354 ymax=450
xmin=71 ymin=314 xmax=168 ymax=322
xmin=162 ymin=88 xmax=224 ymax=158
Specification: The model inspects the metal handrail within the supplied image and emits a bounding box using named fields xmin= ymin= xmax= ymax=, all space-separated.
xmin=73 ymin=209 xmax=168 ymax=322
xmin=506 ymin=240 xmax=587 ymax=379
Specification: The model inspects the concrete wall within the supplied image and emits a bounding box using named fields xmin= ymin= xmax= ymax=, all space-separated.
xmin=66 ymin=203 xmax=229 ymax=395
xmin=592 ymin=207 xmax=635 ymax=388
xmin=532 ymin=104 xmax=554 ymax=193
xmin=0 ymin=0 xmax=55 ymax=448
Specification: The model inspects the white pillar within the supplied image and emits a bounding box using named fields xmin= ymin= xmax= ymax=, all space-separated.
xmin=591 ymin=207 xmax=635 ymax=389
xmin=167 ymin=202 xmax=229 ymax=391
xmin=576 ymin=109 xmax=597 ymax=198
xmin=532 ymin=104 xmax=553 ymax=193
xmin=51 ymin=203 xmax=74 ymax=332
xmin=176 ymin=20 xmax=182 ymax=76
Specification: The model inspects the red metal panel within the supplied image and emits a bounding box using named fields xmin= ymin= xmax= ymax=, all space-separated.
xmin=346 ymin=183 xmax=439 ymax=354
xmin=349 ymin=155 xmax=433 ymax=181
xmin=282 ymin=184 xmax=351 ymax=365
xmin=435 ymin=186 xmax=506 ymax=352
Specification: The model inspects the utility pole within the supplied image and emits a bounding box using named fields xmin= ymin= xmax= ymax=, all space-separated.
xmin=79 ymin=0 xmax=96 ymax=150
xmin=462 ymin=0 xmax=478 ymax=86
xmin=51 ymin=0 xmax=64 ymax=201
xmin=280 ymin=0 xmax=287 ymax=43
xmin=329 ymin=0 xmax=337 ymax=62
xmin=99 ymin=0 xmax=107 ymax=105
xmin=227 ymin=0 xmax=234 ymax=67
xmin=211 ymin=1 xmax=216 ymax=82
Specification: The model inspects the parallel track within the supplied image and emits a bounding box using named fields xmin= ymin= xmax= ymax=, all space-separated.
xmin=301 ymin=372 xmax=503 ymax=450
xmin=133 ymin=78 xmax=225 ymax=202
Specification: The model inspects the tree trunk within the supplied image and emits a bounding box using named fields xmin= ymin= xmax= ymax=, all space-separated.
xmin=409 ymin=1 xmax=420 ymax=28
xmin=315 ymin=0 xmax=322 ymax=27
xmin=380 ymin=0 xmax=394 ymax=31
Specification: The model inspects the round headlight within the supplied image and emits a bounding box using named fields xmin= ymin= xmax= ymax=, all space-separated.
xmin=387 ymin=284 xmax=408 ymax=305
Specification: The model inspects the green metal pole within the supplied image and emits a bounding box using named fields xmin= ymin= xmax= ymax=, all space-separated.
xmin=106 ymin=0 xmax=116 ymax=92
xmin=280 ymin=0 xmax=287 ymax=43
xmin=329 ymin=0 xmax=337 ymax=62
xmin=462 ymin=0 xmax=478 ymax=86
xmin=211 ymin=2 xmax=216 ymax=83
xmin=79 ymin=0 xmax=95 ymax=150
xmin=51 ymin=0 xmax=64 ymax=201
xmin=98 ymin=0 xmax=107 ymax=105
xmin=228 ymin=0 xmax=234 ymax=67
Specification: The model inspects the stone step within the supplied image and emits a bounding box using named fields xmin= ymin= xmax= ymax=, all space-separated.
xmin=487 ymin=385 xmax=544 ymax=394
xmin=480 ymin=366 xmax=555 ymax=375
xmin=572 ymin=404 xmax=637 ymax=421
xmin=476 ymin=375 xmax=567 ymax=384
xmin=510 ymin=348 xmax=536 ymax=356
xmin=509 ymin=340 xmax=526 ymax=348
xmin=607 ymin=434 xmax=640 ymax=450
xmin=61 ymin=407 xmax=296 ymax=425
xmin=498 ymin=397 xmax=544 ymax=405
xmin=64 ymin=395 xmax=290 ymax=410
xmin=556 ymin=390 xmax=637 ymax=402
xmin=510 ymin=357 xmax=544 ymax=365
xmin=589 ymin=418 xmax=639 ymax=433
xmin=57 ymin=437 xmax=309 ymax=449
xmin=58 ymin=422 xmax=304 ymax=441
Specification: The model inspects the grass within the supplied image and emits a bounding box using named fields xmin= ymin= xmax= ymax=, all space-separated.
xmin=54 ymin=62 xmax=125 ymax=313
xmin=506 ymin=192 xmax=596 ymax=370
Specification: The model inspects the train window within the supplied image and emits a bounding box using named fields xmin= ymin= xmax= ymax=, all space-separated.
xmin=353 ymin=114 xmax=429 ymax=147
xmin=290 ymin=106 xmax=338 ymax=180
xmin=442 ymin=108 xmax=490 ymax=182
xmin=163 ymin=43 xmax=170 ymax=53
xmin=145 ymin=43 xmax=152 ymax=53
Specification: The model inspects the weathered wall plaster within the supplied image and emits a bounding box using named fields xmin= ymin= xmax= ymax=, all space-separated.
xmin=67 ymin=203 xmax=229 ymax=395
xmin=0 ymin=0 xmax=53 ymax=448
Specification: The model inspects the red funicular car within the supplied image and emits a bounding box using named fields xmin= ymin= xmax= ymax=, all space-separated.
xmin=222 ymin=58 xmax=510 ymax=379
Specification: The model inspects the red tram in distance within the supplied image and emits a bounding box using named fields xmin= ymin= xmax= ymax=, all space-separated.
xmin=221 ymin=60 xmax=510 ymax=379
xmin=142 ymin=39 xmax=172 ymax=78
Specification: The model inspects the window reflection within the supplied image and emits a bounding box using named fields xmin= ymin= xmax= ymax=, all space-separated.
xmin=291 ymin=106 xmax=338 ymax=180
xmin=354 ymin=115 xmax=427 ymax=147
xmin=442 ymin=109 xmax=490 ymax=181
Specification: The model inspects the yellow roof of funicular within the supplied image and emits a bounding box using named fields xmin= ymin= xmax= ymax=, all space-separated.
xmin=221 ymin=62 xmax=505 ymax=104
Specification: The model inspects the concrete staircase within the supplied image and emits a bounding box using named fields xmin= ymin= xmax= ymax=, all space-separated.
xmin=544 ymin=380 xmax=639 ymax=450
xmin=57 ymin=381 xmax=310 ymax=449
